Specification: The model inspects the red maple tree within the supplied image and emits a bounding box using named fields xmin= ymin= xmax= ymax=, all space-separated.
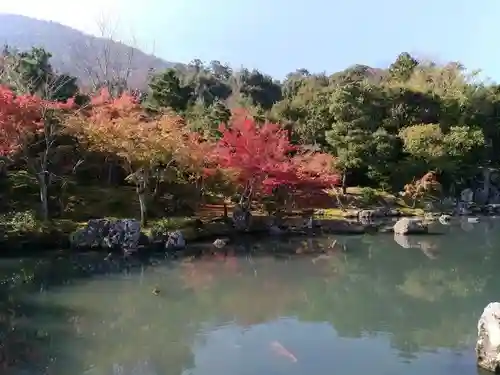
xmin=0 ymin=85 xmax=73 ymax=157
xmin=210 ymin=113 xmax=340 ymax=206
xmin=0 ymin=85 xmax=74 ymax=220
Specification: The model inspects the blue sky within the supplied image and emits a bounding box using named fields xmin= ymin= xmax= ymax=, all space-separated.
xmin=1 ymin=0 xmax=499 ymax=80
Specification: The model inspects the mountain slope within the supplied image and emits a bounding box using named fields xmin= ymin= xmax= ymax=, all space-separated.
xmin=0 ymin=13 xmax=174 ymax=89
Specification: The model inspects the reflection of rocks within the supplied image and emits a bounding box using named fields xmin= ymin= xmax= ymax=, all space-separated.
xmin=70 ymin=219 xmax=142 ymax=252
xmin=393 ymin=234 xmax=420 ymax=249
xmin=476 ymin=302 xmax=500 ymax=372
xmin=460 ymin=218 xmax=477 ymax=232
xmin=393 ymin=234 xmax=438 ymax=259
xmin=393 ymin=218 xmax=428 ymax=235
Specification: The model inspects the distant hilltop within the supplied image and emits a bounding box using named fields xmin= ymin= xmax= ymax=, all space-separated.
xmin=0 ymin=13 xmax=175 ymax=89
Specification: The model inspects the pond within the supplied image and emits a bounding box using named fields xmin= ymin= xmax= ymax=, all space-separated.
xmin=1 ymin=218 xmax=499 ymax=375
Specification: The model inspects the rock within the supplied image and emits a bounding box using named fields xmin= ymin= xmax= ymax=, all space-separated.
xmin=342 ymin=210 xmax=359 ymax=218
xmin=108 ymin=219 xmax=141 ymax=251
xmin=70 ymin=218 xmax=142 ymax=251
xmin=486 ymin=204 xmax=500 ymax=214
xmin=232 ymin=204 xmax=252 ymax=231
xmin=438 ymin=214 xmax=452 ymax=225
xmin=213 ymin=238 xmax=227 ymax=248
xmin=303 ymin=216 xmax=314 ymax=229
xmin=388 ymin=209 xmax=401 ymax=217
xmin=461 ymin=188 xmax=474 ymax=203
xmin=357 ymin=208 xmax=393 ymax=222
xmin=317 ymin=219 xmax=366 ymax=234
xmin=455 ymin=201 xmax=473 ymax=216
xmin=165 ymin=230 xmax=185 ymax=250
xmin=358 ymin=210 xmax=375 ymax=220
xmin=476 ymin=302 xmax=500 ymax=372
xmin=393 ymin=217 xmax=428 ymax=235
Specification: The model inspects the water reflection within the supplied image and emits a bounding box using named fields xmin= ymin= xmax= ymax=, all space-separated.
xmin=2 ymin=219 xmax=500 ymax=374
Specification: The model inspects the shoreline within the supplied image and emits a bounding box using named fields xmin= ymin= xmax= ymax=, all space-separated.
xmin=0 ymin=206 xmax=496 ymax=256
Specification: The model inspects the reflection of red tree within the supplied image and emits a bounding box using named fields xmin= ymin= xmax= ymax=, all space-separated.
xmin=180 ymin=251 xmax=241 ymax=291
xmin=181 ymin=262 xmax=214 ymax=291
xmin=231 ymin=280 xmax=302 ymax=326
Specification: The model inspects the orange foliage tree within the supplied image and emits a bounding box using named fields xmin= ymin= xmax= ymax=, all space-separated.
xmin=65 ymin=89 xmax=205 ymax=225
xmin=402 ymin=171 xmax=442 ymax=207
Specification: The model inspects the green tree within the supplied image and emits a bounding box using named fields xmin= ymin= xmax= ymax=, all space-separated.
xmin=388 ymin=52 xmax=419 ymax=82
xmin=0 ymin=46 xmax=78 ymax=101
xmin=399 ymin=123 xmax=485 ymax=176
xmin=145 ymin=69 xmax=194 ymax=112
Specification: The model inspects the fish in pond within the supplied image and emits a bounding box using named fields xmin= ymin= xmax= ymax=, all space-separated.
xmin=270 ymin=341 xmax=298 ymax=362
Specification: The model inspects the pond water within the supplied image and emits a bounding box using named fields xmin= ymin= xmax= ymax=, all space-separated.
xmin=1 ymin=218 xmax=499 ymax=375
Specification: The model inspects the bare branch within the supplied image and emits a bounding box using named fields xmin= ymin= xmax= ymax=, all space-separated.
xmin=68 ymin=14 xmax=136 ymax=95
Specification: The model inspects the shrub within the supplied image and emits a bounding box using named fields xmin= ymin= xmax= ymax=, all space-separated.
xmin=0 ymin=210 xmax=39 ymax=233
xmin=358 ymin=187 xmax=379 ymax=206
xmin=149 ymin=217 xmax=197 ymax=236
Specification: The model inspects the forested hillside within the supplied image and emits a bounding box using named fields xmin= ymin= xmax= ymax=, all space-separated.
xmin=0 ymin=13 xmax=173 ymax=89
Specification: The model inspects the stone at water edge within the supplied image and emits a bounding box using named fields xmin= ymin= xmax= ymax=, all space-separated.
xmin=438 ymin=214 xmax=452 ymax=225
xmin=231 ymin=204 xmax=252 ymax=231
xmin=476 ymin=302 xmax=500 ymax=372
xmin=69 ymin=218 xmax=142 ymax=251
xmin=393 ymin=217 xmax=428 ymax=235
xmin=213 ymin=238 xmax=227 ymax=248
xmin=165 ymin=230 xmax=186 ymax=250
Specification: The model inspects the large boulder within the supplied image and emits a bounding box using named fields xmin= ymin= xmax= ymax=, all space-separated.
xmin=476 ymin=302 xmax=500 ymax=372
xmin=70 ymin=218 xmax=142 ymax=251
xmin=393 ymin=217 xmax=428 ymax=235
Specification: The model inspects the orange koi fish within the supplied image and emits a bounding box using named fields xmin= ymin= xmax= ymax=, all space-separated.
xmin=270 ymin=341 xmax=298 ymax=363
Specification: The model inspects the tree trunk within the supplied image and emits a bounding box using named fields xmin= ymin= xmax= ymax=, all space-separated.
xmin=107 ymin=161 xmax=113 ymax=185
xmin=138 ymin=189 xmax=147 ymax=227
xmin=133 ymin=168 xmax=149 ymax=226
xmin=38 ymin=172 xmax=49 ymax=222
xmin=341 ymin=171 xmax=347 ymax=195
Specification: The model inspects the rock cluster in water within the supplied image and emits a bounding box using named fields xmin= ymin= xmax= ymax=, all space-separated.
xmin=70 ymin=218 xmax=187 ymax=253
xmin=476 ymin=302 xmax=500 ymax=372
xmin=70 ymin=219 xmax=142 ymax=251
